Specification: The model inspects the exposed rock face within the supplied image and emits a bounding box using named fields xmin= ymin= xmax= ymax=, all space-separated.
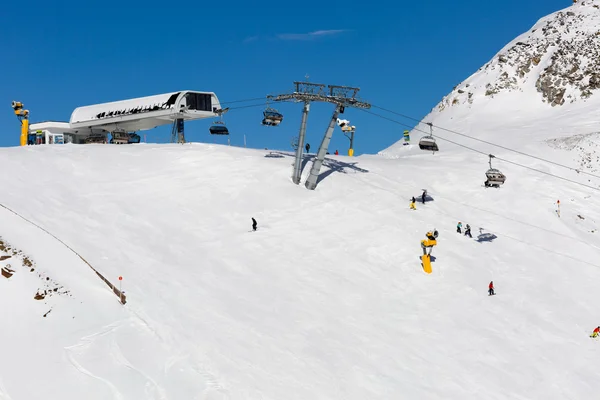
xmin=436 ymin=0 xmax=600 ymax=111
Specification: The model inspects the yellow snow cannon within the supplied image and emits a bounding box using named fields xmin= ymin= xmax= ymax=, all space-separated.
xmin=420 ymin=230 xmax=438 ymax=274
xmin=12 ymin=101 xmax=30 ymax=146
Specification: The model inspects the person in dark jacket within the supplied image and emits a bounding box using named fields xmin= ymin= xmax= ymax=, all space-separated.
xmin=464 ymin=224 xmax=472 ymax=238
xmin=305 ymin=143 xmax=310 ymax=153
xmin=422 ymin=190 xmax=427 ymax=204
xmin=252 ymin=217 xmax=257 ymax=231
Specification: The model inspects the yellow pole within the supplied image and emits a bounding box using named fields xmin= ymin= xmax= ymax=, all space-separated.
xmin=348 ymin=148 xmax=354 ymax=157
xmin=20 ymin=119 xmax=29 ymax=146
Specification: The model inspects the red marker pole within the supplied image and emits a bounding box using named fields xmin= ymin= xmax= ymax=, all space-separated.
xmin=118 ymin=276 xmax=123 ymax=303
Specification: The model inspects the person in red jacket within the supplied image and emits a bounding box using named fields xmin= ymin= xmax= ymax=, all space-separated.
xmin=488 ymin=281 xmax=495 ymax=296
xmin=592 ymin=326 xmax=600 ymax=338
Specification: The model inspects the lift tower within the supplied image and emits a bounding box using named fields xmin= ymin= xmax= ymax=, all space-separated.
xmin=11 ymin=101 xmax=30 ymax=146
xmin=269 ymin=82 xmax=370 ymax=190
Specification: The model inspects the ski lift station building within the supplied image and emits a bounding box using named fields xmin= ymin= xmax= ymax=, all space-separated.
xmin=28 ymin=90 xmax=223 ymax=144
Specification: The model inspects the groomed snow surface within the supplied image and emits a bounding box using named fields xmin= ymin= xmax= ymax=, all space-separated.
xmin=2 ymin=123 xmax=600 ymax=399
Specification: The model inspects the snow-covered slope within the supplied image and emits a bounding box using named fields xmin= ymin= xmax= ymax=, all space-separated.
xmin=1 ymin=141 xmax=600 ymax=399
xmin=381 ymin=0 xmax=600 ymax=158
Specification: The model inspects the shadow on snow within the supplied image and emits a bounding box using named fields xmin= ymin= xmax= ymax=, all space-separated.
xmin=264 ymin=151 xmax=369 ymax=184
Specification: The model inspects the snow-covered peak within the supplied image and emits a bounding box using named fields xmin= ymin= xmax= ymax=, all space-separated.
xmin=447 ymin=0 xmax=600 ymax=109
xmin=380 ymin=1 xmax=600 ymax=157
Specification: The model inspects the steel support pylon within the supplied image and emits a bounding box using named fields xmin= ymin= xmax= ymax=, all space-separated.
xmin=292 ymin=101 xmax=310 ymax=184
xmin=305 ymin=104 xmax=341 ymax=190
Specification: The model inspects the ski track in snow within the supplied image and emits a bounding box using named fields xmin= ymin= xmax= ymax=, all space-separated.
xmin=126 ymin=307 xmax=230 ymax=398
xmin=0 ymin=379 xmax=14 ymax=400
xmin=64 ymin=323 xmax=127 ymax=400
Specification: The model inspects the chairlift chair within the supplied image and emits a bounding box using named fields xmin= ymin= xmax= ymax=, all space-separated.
xmin=209 ymin=120 xmax=229 ymax=135
xmin=262 ymin=107 xmax=283 ymax=126
xmin=419 ymin=136 xmax=439 ymax=152
xmin=484 ymin=154 xmax=506 ymax=187
xmin=419 ymin=123 xmax=439 ymax=152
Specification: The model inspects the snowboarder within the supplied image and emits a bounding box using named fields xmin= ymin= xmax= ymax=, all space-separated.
xmin=252 ymin=217 xmax=257 ymax=231
xmin=410 ymin=197 xmax=416 ymax=210
xmin=305 ymin=143 xmax=310 ymax=153
xmin=591 ymin=326 xmax=600 ymax=338
xmin=488 ymin=281 xmax=495 ymax=296
xmin=464 ymin=224 xmax=472 ymax=238
xmin=422 ymin=190 xmax=427 ymax=204
xmin=457 ymin=222 xmax=462 ymax=234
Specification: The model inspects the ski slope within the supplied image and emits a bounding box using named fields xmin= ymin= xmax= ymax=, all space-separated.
xmin=1 ymin=132 xmax=600 ymax=399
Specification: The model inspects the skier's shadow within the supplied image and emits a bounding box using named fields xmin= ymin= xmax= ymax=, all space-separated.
xmin=416 ymin=195 xmax=435 ymax=203
xmin=477 ymin=233 xmax=498 ymax=243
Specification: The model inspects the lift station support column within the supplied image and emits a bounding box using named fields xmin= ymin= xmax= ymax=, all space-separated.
xmin=171 ymin=118 xmax=185 ymax=143
xmin=292 ymin=101 xmax=310 ymax=184
xmin=269 ymin=82 xmax=370 ymax=190
xmin=305 ymin=104 xmax=341 ymax=190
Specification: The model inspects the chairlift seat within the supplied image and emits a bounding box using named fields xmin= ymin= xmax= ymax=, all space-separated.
xmin=209 ymin=122 xmax=229 ymax=135
xmin=262 ymin=109 xmax=283 ymax=126
xmin=485 ymin=168 xmax=506 ymax=184
xmin=419 ymin=136 xmax=439 ymax=152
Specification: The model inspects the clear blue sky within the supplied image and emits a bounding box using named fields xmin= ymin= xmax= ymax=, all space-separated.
xmin=0 ymin=0 xmax=570 ymax=155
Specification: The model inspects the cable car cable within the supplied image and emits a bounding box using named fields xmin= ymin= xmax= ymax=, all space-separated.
xmin=370 ymin=104 xmax=600 ymax=180
xmin=359 ymin=108 xmax=600 ymax=192
xmin=220 ymin=97 xmax=267 ymax=105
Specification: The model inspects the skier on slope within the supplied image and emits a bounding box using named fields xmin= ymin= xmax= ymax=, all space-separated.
xmin=252 ymin=217 xmax=257 ymax=231
xmin=591 ymin=326 xmax=600 ymax=338
xmin=457 ymin=221 xmax=462 ymax=234
xmin=422 ymin=190 xmax=427 ymax=204
xmin=488 ymin=281 xmax=495 ymax=296
xmin=464 ymin=224 xmax=472 ymax=238
xmin=410 ymin=196 xmax=416 ymax=210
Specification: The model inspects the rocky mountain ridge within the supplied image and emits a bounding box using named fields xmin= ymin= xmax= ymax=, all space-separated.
xmin=437 ymin=0 xmax=600 ymax=112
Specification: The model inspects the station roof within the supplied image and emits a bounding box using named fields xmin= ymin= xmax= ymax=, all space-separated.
xmin=69 ymin=90 xmax=222 ymax=132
